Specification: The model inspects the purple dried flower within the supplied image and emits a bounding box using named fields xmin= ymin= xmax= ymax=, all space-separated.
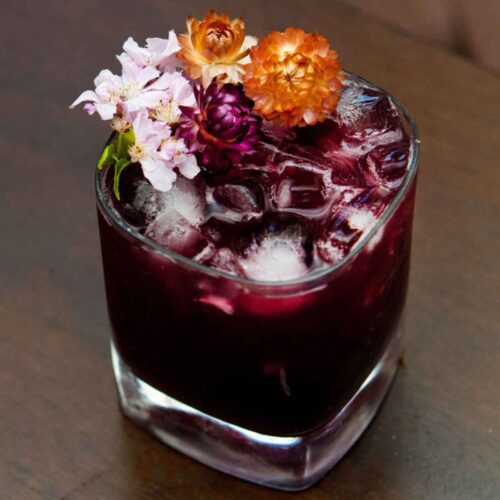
xmin=176 ymin=82 xmax=261 ymax=171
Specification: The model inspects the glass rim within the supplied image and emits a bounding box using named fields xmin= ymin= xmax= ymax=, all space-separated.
xmin=95 ymin=71 xmax=420 ymax=288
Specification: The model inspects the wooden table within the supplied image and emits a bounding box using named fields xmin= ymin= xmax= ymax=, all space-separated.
xmin=1 ymin=1 xmax=499 ymax=498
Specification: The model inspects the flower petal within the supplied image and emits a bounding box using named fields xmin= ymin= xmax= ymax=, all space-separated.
xmin=94 ymin=69 xmax=121 ymax=87
xmin=136 ymin=66 xmax=160 ymax=88
xmin=123 ymin=36 xmax=150 ymax=66
xmin=141 ymin=158 xmax=176 ymax=191
xmin=124 ymin=91 xmax=165 ymax=113
xmin=131 ymin=112 xmax=152 ymax=143
xmin=94 ymin=102 xmax=116 ymax=120
xmin=116 ymin=52 xmax=142 ymax=74
xmin=147 ymin=31 xmax=181 ymax=70
xmin=69 ymin=90 xmax=97 ymax=108
xmin=177 ymin=154 xmax=200 ymax=179
xmin=83 ymin=103 xmax=97 ymax=115
xmin=241 ymin=35 xmax=258 ymax=52
xmin=147 ymin=71 xmax=176 ymax=91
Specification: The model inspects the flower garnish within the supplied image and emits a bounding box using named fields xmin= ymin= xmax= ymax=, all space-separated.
xmin=70 ymin=68 xmax=124 ymax=120
xmin=177 ymin=10 xmax=257 ymax=87
xmin=243 ymin=28 xmax=344 ymax=128
xmin=118 ymin=32 xmax=180 ymax=71
xmin=126 ymin=113 xmax=176 ymax=192
xmin=70 ymin=58 xmax=162 ymax=119
xmin=147 ymin=71 xmax=196 ymax=124
xmin=71 ymin=12 xmax=348 ymax=200
xmin=176 ymin=82 xmax=261 ymax=171
xmin=70 ymin=35 xmax=188 ymax=121
xmin=99 ymin=112 xmax=200 ymax=199
xmin=70 ymin=35 xmax=201 ymax=197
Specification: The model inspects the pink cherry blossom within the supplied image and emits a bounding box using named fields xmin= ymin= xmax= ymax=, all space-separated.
xmin=70 ymin=32 xmax=200 ymax=192
xmin=160 ymin=137 xmax=200 ymax=179
xmin=117 ymin=60 xmax=161 ymax=113
xmin=128 ymin=112 xmax=176 ymax=191
xmin=128 ymin=113 xmax=199 ymax=191
xmin=70 ymin=54 xmax=177 ymax=120
xmin=118 ymin=31 xmax=180 ymax=71
xmin=70 ymin=69 xmax=122 ymax=120
xmin=148 ymin=71 xmax=196 ymax=124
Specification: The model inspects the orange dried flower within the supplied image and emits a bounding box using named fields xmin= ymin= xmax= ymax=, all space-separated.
xmin=178 ymin=10 xmax=257 ymax=88
xmin=243 ymin=28 xmax=344 ymax=128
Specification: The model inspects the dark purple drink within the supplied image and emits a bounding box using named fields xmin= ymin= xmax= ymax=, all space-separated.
xmin=97 ymin=74 xmax=418 ymax=488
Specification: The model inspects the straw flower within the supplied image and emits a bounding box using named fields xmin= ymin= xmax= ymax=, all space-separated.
xmin=177 ymin=10 xmax=257 ymax=87
xmin=176 ymin=82 xmax=261 ymax=171
xmin=243 ymin=28 xmax=344 ymax=128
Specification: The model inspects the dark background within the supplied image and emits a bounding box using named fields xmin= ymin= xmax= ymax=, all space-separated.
xmin=1 ymin=1 xmax=499 ymax=498
xmin=342 ymin=0 xmax=500 ymax=73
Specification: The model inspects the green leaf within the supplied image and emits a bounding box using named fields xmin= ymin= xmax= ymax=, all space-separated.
xmin=97 ymin=143 xmax=117 ymax=170
xmin=117 ymin=129 xmax=135 ymax=158
xmin=97 ymin=129 xmax=135 ymax=200
xmin=113 ymin=158 xmax=131 ymax=200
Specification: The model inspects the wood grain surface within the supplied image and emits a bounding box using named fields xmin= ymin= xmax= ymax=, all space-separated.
xmin=1 ymin=1 xmax=499 ymax=498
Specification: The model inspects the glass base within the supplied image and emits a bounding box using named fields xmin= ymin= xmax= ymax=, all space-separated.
xmin=111 ymin=333 xmax=402 ymax=491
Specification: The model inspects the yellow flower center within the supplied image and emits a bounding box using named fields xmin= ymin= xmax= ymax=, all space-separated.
xmin=151 ymin=97 xmax=180 ymax=123
xmin=110 ymin=116 xmax=130 ymax=133
xmin=128 ymin=144 xmax=145 ymax=163
xmin=272 ymin=53 xmax=317 ymax=95
xmin=162 ymin=137 xmax=184 ymax=157
xmin=242 ymin=27 xmax=343 ymax=127
xmin=204 ymin=22 xmax=235 ymax=57
xmin=107 ymin=89 xmax=122 ymax=105
xmin=122 ymin=82 xmax=141 ymax=99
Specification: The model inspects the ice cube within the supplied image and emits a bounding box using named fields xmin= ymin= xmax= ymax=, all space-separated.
xmin=316 ymin=209 xmax=364 ymax=264
xmin=200 ymin=247 xmax=245 ymax=276
xmin=327 ymin=149 xmax=366 ymax=187
xmin=133 ymin=180 xmax=164 ymax=222
xmin=242 ymin=140 xmax=281 ymax=171
xmin=315 ymin=238 xmax=347 ymax=264
xmin=240 ymin=228 xmax=310 ymax=282
xmin=146 ymin=209 xmax=209 ymax=258
xmin=350 ymin=187 xmax=389 ymax=216
xmin=364 ymin=141 xmax=410 ymax=190
xmin=210 ymin=184 xmax=263 ymax=222
xmin=107 ymin=168 xmax=162 ymax=227
xmin=335 ymin=84 xmax=396 ymax=133
xmin=274 ymin=125 xmax=367 ymax=191
xmin=159 ymin=177 xmax=206 ymax=225
xmin=335 ymin=85 xmax=366 ymax=126
xmin=316 ymin=204 xmax=381 ymax=264
xmin=334 ymin=83 xmax=404 ymax=154
xmin=293 ymin=115 xmax=342 ymax=157
xmin=129 ymin=175 xmax=206 ymax=230
xmin=335 ymin=186 xmax=368 ymax=206
xmin=273 ymin=162 xmax=329 ymax=211
xmin=347 ymin=207 xmax=378 ymax=232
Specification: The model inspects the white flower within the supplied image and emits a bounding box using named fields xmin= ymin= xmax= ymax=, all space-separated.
xmin=70 ymin=50 xmax=194 ymax=124
xmin=117 ymin=60 xmax=162 ymax=113
xmin=70 ymin=69 xmax=122 ymax=120
xmin=70 ymin=32 xmax=200 ymax=192
xmin=160 ymin=136 xmax=200 ymax=180
xmin=70 ymin=49 xmax=181 ymax=120
xmin=118 ymin=31 xmax=180 ymax=71
xmin=148 ymin=71 xmax=196 ymax=124
xmin=127 ymin=112 xmax=176 ymax=191
xmin=129 ymin=113 xmax=199 ymax=191
xmin=198 ymin=36 xmax=258 ymax=88
xmin=69 ymin=58 xmax=158 ymax=119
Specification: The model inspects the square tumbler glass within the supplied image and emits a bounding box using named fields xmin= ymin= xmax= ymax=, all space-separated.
xmin=96 ymin=75 xmax=419 ymax=491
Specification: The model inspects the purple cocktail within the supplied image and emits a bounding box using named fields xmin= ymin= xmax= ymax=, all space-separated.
xmin=96 ymin=74 xmax=418 ymax=489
